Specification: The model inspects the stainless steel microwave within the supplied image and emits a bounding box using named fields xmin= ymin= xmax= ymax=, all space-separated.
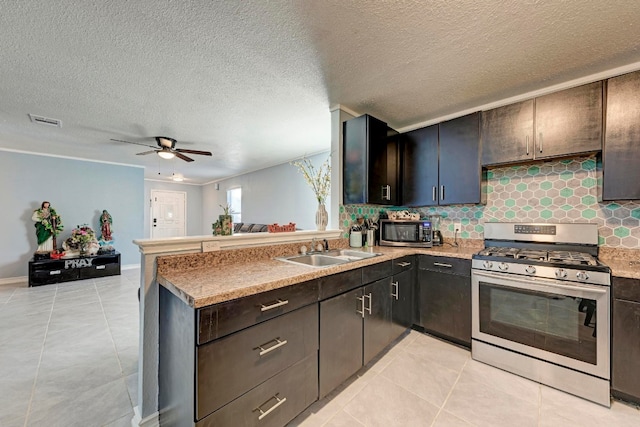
xmin=379 ymin=219 xmax=432 ymax=247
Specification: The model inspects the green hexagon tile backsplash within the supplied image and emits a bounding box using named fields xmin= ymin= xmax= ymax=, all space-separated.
xmin=340 ymin=155 xmax=640 ymax=248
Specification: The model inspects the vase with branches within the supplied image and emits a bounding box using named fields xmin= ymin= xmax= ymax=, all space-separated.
xmin=291 ymin=155 xmax=331 ymax=230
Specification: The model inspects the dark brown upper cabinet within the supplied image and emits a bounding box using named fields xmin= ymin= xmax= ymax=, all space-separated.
xmin=401 ymin=125 xmax=439 ymax=206
xmin=343 ymin=114 xmax=399 ymax=205
xmin=438 ymin=113 xmax=484 ymax=205
xmin=602 ymin=70 xmax=640 ymax=201
xmin=481 ymin=81 xmax=603 ymax=166
xmin=402 ymin=113 xmax=483 ymax=206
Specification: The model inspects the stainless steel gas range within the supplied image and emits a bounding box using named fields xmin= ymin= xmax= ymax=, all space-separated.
xmin=471 ymin=222 xmax=611 ymax=407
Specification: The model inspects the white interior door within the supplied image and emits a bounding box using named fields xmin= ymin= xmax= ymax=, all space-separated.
xmin=151 ymin=190 xmax=186 ymax=238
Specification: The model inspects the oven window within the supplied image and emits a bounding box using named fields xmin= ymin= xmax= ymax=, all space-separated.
xmin=478 ymin=282 xmax=597 ymax=365
xmin=382 ymin=224 xmax=417 ymax=242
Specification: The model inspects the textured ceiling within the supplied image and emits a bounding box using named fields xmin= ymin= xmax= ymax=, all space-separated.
xmin=1 ymin=1 xmax=640 ymax=184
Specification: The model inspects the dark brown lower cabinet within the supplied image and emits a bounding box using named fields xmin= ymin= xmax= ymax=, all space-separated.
xmin=363 ymin=277 xmax=393 ymax=364
xmin=612 ymin=276 xmax=640 ymax=404
xmin=417 ymin=256 xmax=471 ymax=347
xmin=197 ymin=354 xmax=318 ymax=427
xmin=319 ymin=287 xmax=364 ymax=398
xmin=390 ymin=268 xmax=414 ymax=340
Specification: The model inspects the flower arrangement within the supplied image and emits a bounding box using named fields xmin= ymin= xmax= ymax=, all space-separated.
xmin=291 ymin=155 xmax=331 ymax=204
xmin=67 ymin=224 xmax=97 ymax=249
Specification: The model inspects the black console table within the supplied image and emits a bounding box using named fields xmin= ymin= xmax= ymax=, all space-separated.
xmin=28 ymin=252 xmax=121 ymax=287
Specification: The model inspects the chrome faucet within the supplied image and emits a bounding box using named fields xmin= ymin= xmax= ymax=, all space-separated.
xmin=311 ymin=237 xmax=318 ymax=253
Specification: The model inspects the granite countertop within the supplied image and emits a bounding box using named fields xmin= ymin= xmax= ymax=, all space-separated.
xmin=156 ymin=243 xmax=479 ymax=308
xmin=599 ymin=247 xmax=640 ymax=279
xmin=155 ymin=240 xmax=640 ymax=309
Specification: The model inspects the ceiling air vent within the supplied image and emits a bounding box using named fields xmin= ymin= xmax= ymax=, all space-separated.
xmin=28 ymin=114 xmax=62 ymax=128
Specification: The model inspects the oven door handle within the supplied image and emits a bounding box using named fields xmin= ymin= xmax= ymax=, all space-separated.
xmin=472 ymin=270 xmax=608 ymax=295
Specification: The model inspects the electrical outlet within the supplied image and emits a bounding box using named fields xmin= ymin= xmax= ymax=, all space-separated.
xmin=453 ymin=222 xmax=462 ymax=233
xmin=202 ymin=241 xmax=220 ymax=252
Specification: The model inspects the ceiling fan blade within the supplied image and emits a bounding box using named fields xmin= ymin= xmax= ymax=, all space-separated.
xmin=136 ymin=150 xmax=158 ymax=156
xmin=175 ymin=148 xmax=212 ymax=156
xmin=110 ymin=138 xmax=157 ymax=149
xmin=175 ymin=152 xmax=195 ymax=162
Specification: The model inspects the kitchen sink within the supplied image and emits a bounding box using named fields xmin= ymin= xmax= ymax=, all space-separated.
xmin=278 ymin=254 xmax=349 ymax=267
xmin=277 ymin=249 xmax=381 ymax=268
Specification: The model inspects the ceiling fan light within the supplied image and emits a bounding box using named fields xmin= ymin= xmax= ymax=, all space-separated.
xmin=157 ymin=150 xmax=175 ymax=159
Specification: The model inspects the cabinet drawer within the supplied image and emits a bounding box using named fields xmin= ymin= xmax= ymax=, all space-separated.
xmin=392 ymin=256 xmax=415 ymax=274
xmin=318 ymin=268 xmax=362 ymax=300
xmin=29 ymin=268 xmax=79 ymax=286
xmin=362 ymin=260 xmax=392 ymax=284
xmin=197 ymin=279 xmax=318 ymax=344
xmin=613 ymin=277 xmax=640 ymax=303
xmin=419 ymin=255 xmax=470 ymax=276
xmin=196 ymin=304 xmax=318 ymax=419
xmin=79 ymin=262 xmax=120 ymax=279
xmin=197 ymin=353 xmax=318 ymax=427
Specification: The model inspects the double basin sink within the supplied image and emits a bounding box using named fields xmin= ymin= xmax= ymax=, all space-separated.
xmin=277 ymin=249 xmax=382 ymax=267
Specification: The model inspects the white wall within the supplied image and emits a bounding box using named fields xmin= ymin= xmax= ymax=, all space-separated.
xmin=143 ymin=180 xmax=204 ymax=238
xmin=202 ymin=152 xmax=332 ymax=231
xmin=0 ymin=150 xmax=144 ymax=279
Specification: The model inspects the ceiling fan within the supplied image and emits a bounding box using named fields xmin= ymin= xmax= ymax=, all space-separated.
xmin=111 ymin=136 xmax=212 ymax=162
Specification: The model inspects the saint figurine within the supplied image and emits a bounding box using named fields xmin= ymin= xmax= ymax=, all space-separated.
xmin=32 ymin=201 xmax=63 ymax=253
xmin=100 ymin=209 xmax=113 ymax=242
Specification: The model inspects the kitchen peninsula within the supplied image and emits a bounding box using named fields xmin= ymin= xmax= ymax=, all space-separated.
xmin=134 ymin=231 xmax=640 ymax=426
xmin=134 ymin=230 xmax=478 ymax=426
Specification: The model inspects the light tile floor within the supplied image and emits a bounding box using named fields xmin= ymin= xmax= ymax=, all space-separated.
xmin=0 ymin=269 xmax=140 ymax=427
xmin=2 ymin=271 xmax=640 ymax=427
xmin=290 ymin=331 xmax=640 ymax=427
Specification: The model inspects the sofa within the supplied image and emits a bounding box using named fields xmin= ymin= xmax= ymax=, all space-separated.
xmin=233 ymin=223 xmax=269 ymax=233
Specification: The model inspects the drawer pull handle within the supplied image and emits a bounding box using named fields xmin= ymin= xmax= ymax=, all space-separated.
xmin=397 ymin=262 xmax=411 ymax=267
xmin=256 ymin=337 xmax=288 ymax=356
xmin=391 ymin=281 xmax=399 ymax=300
xmin=50 ymin=270 xmax=61 ymax=275
xmin=260 ymin=299 xmax=289 ymax=312
xmin=96 ymin=265 xmax=106 ymax=270
xmin=433 ymin=262 xmax=453 ymax=268
xmin=255 ymin=394 xmax=287 ymax=420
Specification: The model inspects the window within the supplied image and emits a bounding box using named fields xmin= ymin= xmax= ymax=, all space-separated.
xmin=227 ymin=187 xmax=241 ymax=223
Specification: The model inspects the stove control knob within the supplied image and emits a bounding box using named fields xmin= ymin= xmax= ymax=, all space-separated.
xmin=498 ymin=262 xmax=508 ymax=271
xmin=576 ymin=271 xmax=590 ymax=281
xmin=482 ymin=261 xmax=493 ymax=269
xmin=525 ymin=265 xmax=536 ymax=274
xmin=555 ymin=268 xmax=567 ymax=279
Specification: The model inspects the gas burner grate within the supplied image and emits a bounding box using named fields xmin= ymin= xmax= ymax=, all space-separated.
xmin=479 ymin=247 xmax=520 ymax=258
xmin=548 ymin=251 xmax=597 ymax=266
xmin=516 ymin=250 xmax=548 ymax=262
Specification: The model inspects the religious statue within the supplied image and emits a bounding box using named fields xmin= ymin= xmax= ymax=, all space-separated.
xmin=32 ymin=201 xmax=64 ymax=253
xmin=99 ymin=209 xmax=113 ymax=242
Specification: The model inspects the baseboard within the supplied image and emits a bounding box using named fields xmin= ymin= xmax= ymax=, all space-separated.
xmin=122 ymin=263 xmax=141 ymax=271
xmin=0 ymin=276 xmax=27 ymax=286
xmin=131 ymin=406 xmax=159 ymax=427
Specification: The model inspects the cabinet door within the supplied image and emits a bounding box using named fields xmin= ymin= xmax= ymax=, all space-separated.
xmin=390 ymin=269 xmax=414 ymax=341
xmin=402 ymin=125 xmax=439 ymax=206
xmin=368 ymin=136 xmax=400 ymax=205
xmin=603 ymin=70 xmax=640 ymax=200
xmin=319 ymin=288 xmax=363 ymax=398
xmin=438 ymin=112 xmax=482 ymax=205
xmin=612 ymin=299 xmax=640 ymax=402
xmin=481 ymin=100 xmax=534 ymax=166
xmin=363 ymin=278 xmax=393 ymax=365
xmin=535 ymin=81 xmax=602 ymax=159
xmin=418 ymin=270 xmax=471 ymax=347
xmin=343 ymin=115 xmax=388 ymax=204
